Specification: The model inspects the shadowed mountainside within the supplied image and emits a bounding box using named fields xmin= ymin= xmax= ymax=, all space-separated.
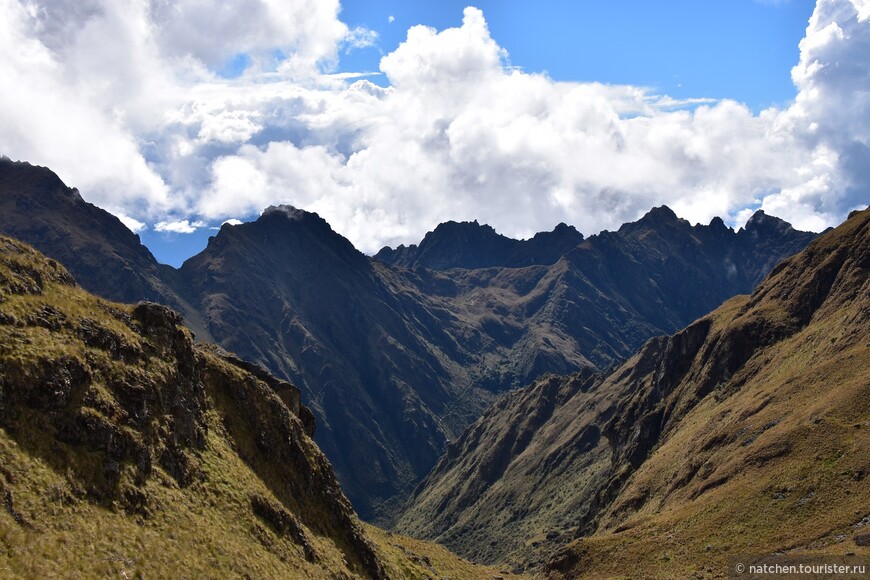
xmin=178 ymin=203 xmax=817 ymax=520
xmin=374 ymin=220 xmax=584 ymax=270
xmin=0 ymin=235 xmax=524 ymax=580
xmin=0 ymin=158 xmax=819 ymax=521
xmin=0 ymin=158 xmax=210 ymax=340
xmin=395 ymin=208 xmax=870 ymax=576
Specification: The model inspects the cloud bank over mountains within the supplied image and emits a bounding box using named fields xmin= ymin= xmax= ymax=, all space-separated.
xmin=1 ymin=0 xmax=867 ymax=252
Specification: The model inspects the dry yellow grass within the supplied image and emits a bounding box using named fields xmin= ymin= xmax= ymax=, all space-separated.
xmin=0 ymin=235 xmax=512 ymax=579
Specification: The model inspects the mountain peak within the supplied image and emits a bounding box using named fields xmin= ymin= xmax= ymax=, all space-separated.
xmin=708 ymin=215 xmax=727 ymax=229
xmin=743 ymin=209 xmax=793 ymax=234
xmin=433 ymin=218 xmax=486 ymax=229
xmin=616 ymin=205 xmax=686 ymax=236
xmin=0 ymin=157 xmax=82 ymax=202
xmin=640 ymin=205 xmax=680 ymax=224
xmin=422 ymin=220 xmax=501 ymax=246
xmin=262 ymin=204 xmax=309 ymax=221
xmin=376 ymin=220 xmax=583 ymax=270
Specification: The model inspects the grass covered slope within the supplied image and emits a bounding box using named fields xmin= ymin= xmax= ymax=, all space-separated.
xmin=398 ymin=208 xmax=869 ymax=576
xmin=1 ymin=158 xmax=818 ymax=524
xmin=0 ymin=236 xmax=517 ymax=579
xmin=546 ymin=206 xmax=870 ymax=578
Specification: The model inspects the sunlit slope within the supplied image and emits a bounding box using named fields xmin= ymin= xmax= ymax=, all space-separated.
xmin=398 ymin=208 xmax=869 ymax=576
xmin=0 ymin=235 xmax=521 ymax=579
xmin=546 ymin=207 xmax=870 ymax=578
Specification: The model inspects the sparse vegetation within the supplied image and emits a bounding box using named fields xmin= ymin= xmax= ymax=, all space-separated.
xmin=399 ymin=209 xmax=870 ymax=577
xmin=0 ymin=235 xmax=519 ymax=579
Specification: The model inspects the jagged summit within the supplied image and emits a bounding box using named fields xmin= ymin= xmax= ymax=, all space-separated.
xmin=262 ymin=204 xmax=309 ymax=220
xmin=708 ymin=215 xmax=728 ymax=229
xmin=616 ymin=205 xmax=690 ymax=236
xmin=0 ymin=157 xmax=78 ymax=200
xmin=375 ymin=218 xmax=584 ymax=270
xmin=638 ymin=204 xmax=682 ymax=224
xmin=398 ymin=207 xmax=870 ymax=576
xmin=0 ymin=159 xmax=822 ymax=522
xmin=743 ymin=208 xmax=796 ymax=235
xmin=200 ymin=202 xmax=365 ymax=271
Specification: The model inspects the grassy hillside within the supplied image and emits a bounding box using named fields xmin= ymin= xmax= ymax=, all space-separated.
xmin=0 ymin=235 xmax=523 ymax=579
xmin=397 ymin=208 xmax=869 ymax=577
xmin=546 ymin=207 xmax=870 ymax=578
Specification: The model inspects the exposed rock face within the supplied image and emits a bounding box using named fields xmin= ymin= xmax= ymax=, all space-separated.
xmin=179 ymin=205 xmax=818 ymax=520
xmin=0 ymin=158 xmax=209 ymax=338
xmin=397 ymin=207 xmax=869 ymax=575
xmin=0 ymin=236 xmax=385 ymax=579
xmin=0 ymin=159 xmax=820 ymax=521
xmin=375 ymin=220 xmax=584 ymax=270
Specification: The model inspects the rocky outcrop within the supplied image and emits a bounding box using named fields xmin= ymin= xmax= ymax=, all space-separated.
xmin=398 ymin=207 xmax=869 ymax=575
xmin=375 ymin=220 xmax=584 ymax=270
xmin=0 ymin=235 xmax=386 ymax=578
xmin=0 ymin=159 xmax=820 ymax=522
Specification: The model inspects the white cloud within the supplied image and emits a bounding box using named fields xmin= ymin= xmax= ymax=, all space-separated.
xmin=149 ymin=0 xmax=351 ymax=75
xmin=0 ymin=0 xmax=171 ymax=212
xmin=1 ymin=1 xmax=868 ymax=255
xmin=196 ymin=110 xmax=262 ymax=144
xmin=116 ymin=213 xmax=147 ymax=233
xmin=345 ymin=26 xmax=378 ymax=51
xmin=154 ymin=219 xmax=206 ymax=234
xmin=764 ymin=0 xmax=870 ymax=229
xmin=199 ymin=4 xmax=865 ymax=252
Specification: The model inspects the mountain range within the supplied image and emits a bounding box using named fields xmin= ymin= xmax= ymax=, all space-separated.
xmin=0 ymin=157 xmax=819 ymax=521
xmin=0 ymin=233 xmax=522 ymax=579
xmin=1 ymin=156 xmax=867 ymax=578
xmin=396 ymin=207 xmax=870 ymax=576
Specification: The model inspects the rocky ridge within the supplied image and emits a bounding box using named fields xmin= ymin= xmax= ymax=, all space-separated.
xmin=397 ymin=207 xmax=870 ymax=576
xmin=0 ymin=236 xmax=526 ymax=579
xmin=0 ymin=158 xmax=819 ymax=521
xmin=374 ymin=220 xmax=584 ymax=270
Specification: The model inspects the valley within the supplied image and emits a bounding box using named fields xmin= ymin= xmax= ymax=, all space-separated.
xmin=1 ymin=158 xmax=866 ymax=578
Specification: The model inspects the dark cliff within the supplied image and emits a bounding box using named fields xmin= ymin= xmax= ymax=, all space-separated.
xmin=397 ymin=208 xmax=869 ymax=576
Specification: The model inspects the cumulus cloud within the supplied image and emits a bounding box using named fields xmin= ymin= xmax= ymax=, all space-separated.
xmin=116 ymin=213 xmax=147 ymax=233
xmin=154 ymin=219 xmax=206 ymax=234
xmin=148 ymin=0 xmax=352 ymax=75
xmin=1 ymin=1 xmax=868 ymax=256
xmin=763 ymin=0 xmax=870 ymax=229
xmin=0 ymin=0 xmax=171 ymax=212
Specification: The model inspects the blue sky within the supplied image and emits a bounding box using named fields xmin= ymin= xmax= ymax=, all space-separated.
xmin=143 ymin=0 xmax=818 ymax=266
xmin=337 ymin=1 xmax=816 ymax=110
xmin=3 ymin=0 xmax=868 ymax=268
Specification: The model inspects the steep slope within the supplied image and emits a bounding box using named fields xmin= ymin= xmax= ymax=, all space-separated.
xmin=178 ymin=204 xmax=817 ymax=521
xmin=374 ymin=220 xmax=584 ymax=270
xmin=397 ymin=208 xmax=869 ymax=576
xmin=178 ymin=206 xmax=498 ymax=520
xmin=0 ymin=235 xmax=522 ymax=579
xmin=1 ymin=159 xmax=819 ymax=522
xmin=0 ymin=158 xmax=209 ymax=339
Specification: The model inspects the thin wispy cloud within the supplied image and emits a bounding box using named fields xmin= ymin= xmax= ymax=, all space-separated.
xmin=1 ymin=0 xmax=867 ymax=254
